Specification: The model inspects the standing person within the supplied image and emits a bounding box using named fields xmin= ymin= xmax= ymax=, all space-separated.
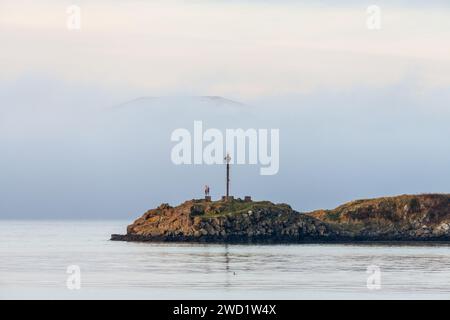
xmin=204 ymin=185 xmax=210 ymax=197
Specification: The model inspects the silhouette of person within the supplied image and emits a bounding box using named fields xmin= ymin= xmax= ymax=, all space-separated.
xmin=204 ymin=185 xmax=210 ymax=197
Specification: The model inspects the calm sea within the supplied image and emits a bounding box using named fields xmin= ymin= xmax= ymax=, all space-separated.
xmin=1 ymin=220 xmax=450 ymax=300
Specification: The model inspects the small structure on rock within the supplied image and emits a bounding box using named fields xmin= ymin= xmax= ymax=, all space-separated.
xmin=201 ymin=153 xmax=251 ymax=203
xmin=204 ymin=185 xmax=211 ymax=201
xmin=224 ymin=153 xmax=231 ymax=200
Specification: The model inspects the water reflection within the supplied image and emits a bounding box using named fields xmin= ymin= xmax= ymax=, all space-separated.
xmin=1 ymin=221 xmax=450 ymax=299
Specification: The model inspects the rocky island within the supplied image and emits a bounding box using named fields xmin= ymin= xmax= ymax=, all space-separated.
xmin=111 ymin=194 xmax=450 ymax=243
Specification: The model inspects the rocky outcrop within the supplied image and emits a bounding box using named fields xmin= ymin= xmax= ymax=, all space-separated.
xmin=309 ymin=194 xmax=450 ymax=241
xmin=111 ymin=199 xmax=339 ymax=243
xmin=111 ymin=194 xmax=450 ymax=243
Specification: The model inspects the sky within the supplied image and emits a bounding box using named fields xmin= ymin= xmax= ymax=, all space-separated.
xmin=1 ymin=0 xmax=450 ymax=219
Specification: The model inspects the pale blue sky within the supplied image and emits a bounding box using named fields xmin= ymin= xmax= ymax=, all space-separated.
xmin=1 ymin=1 xmax=449 ymax=218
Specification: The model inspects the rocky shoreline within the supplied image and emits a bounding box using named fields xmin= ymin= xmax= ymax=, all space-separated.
xmin=111 ymin=194 xmax=450 ymax=243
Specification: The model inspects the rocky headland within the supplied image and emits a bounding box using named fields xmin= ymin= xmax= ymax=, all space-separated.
xmin=111 ymin=194 xmax=450 ymax=243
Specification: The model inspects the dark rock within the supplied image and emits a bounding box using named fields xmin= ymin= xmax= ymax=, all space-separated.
xmin=111 ymin=194 xmax=450 ymax=243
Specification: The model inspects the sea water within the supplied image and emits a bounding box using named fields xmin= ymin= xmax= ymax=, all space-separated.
xmin=1 ymin=220 xmax=450 ymax=300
